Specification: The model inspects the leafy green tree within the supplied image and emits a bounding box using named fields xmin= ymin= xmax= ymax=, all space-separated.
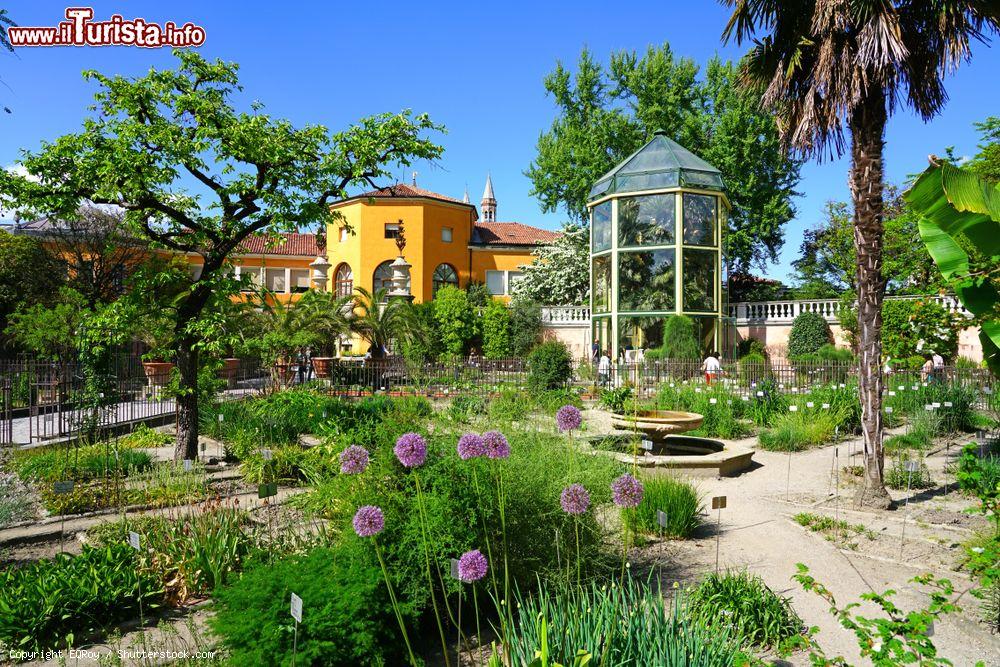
xmin=432 ymin=285 xmax=476 ymax=358
xmin=464 ymin=281 xmax=491 ymax=308
xmin=0 ymin=51 xmax=442 ymax=460
xmin=526 ymin=45 xmax=802 ymax=272
xmin=792 ymin=193 xmax=942 ymax=298
xmin=512 ymin=223 xmax=588 ymax=305
xmin=967 ymin=116 xmax=1000 ymax=183
xmin=724 ymin=0 xmax=1000 ymax=509
xmin=349 ymin=288 xmax=421 ymax=362
xmin=5 ymin=287 xmax=91 ymax=359
xmin=509 ymin=297 xmax=542 ymax=356
xmin=0 ymin=229 xmax=64 ymax=349
xmin=482 ymin=299 xmax=512 ymax=359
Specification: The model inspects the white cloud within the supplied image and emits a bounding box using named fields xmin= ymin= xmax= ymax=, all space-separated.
xmin=0 ymin=164 xmax=34 ymax=222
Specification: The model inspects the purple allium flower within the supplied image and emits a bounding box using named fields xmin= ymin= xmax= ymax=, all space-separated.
xmin=457 ymin=549 xmax=489 ymax=583
xmin=339 ymin=445 xmax=369 ymax=474
xmin=556 ymin=405 xmax=583 ymax=432
xmin=353 ymin=505 xmax=384 ymax=537
xmin=394 ymin=432 xmax=427 ymax=468
xmin=560 ymin=483 xmax=590 ymax=515
xmin=483 ymin=430 xmax=510 ymax=460
xmin=457 ymin=433 xmax=487 ymax=460
xmin=611 ymin=473 xmax=644 ymax=508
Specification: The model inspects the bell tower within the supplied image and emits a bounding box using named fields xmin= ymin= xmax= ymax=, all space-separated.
xmin=481 ymin=173 xmax=497 ymax=222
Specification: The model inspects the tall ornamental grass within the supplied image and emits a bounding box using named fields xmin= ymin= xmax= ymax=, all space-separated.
xmin=622 ymin=475 xmax=702 ymax=539
xmin=502 ymin=577 xmax=741 ymax=666
xmin=686 ymin=570 xmax=802 ymax=649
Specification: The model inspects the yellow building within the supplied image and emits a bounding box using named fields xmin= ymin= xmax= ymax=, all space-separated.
xmin=326 ymin=177 xmax=558 ymax=303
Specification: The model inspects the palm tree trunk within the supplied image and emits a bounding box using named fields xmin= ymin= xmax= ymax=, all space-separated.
xmin=850 ymin=88 xmax=892 ymax=509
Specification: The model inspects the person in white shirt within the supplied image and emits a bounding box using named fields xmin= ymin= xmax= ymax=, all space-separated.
xmin=931 ymin=351 xmax=945 ymax=383
xmin=703 ymin=351 xmax=722 ymax=386
xmin=598 ymin=351 xmax=611 ymax=387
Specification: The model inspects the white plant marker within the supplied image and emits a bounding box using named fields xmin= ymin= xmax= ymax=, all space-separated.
xmin=290 ymin=592 xmax=303 ymax=666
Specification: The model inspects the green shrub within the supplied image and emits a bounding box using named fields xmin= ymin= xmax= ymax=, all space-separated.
xmin=119 ymin=424 xmax=173 ymax=449
xmin=482 ymin=298 xmax=512 ymax=359
xmin=502 ymin=577 xmax=740 ymax=666
xmin=622 ymin=475 xmax=702 ymax=538
xmin=885 ymin=453 xmax=934 ymax=490
xmin=433 ymin=285 xmax=477 ymax=358
xmin=686 ymin=570 xmax=802 ymax=649
xmin=656 ymin=315 xmax=702 ymax=360
xmin=488 ymin=389 xmax=533 ymax=423
xmin=0 ymin=545 xmax=162 ymax=652
xmin=788 ymin=311 xmax=831 ymax=358
xmin=534 ymin=388 xmax=583 ymax=415
xmin=212 ymin=543 xmax=411 ymax=666
xmin=528 ymin=341 xmax=573 ymax=391
xmin=599 ymin=386 xmax=633 ymax=413
xmin=882 ymin=299 xmax=961 ymax=362
xmin=448 ymin=394 xmax=487 ymax=422
xmin=652 ymin=384 xmax=749 ymax=439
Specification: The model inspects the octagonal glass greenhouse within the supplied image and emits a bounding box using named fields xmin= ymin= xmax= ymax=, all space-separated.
xmin=588 ymin=131 xmax=730 ymax=361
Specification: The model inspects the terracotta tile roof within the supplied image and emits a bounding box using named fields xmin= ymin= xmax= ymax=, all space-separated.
xmin=236 ymin=232 xmax=319 ymax=256
xmin=355 ymin=183 xmax=468 ymax=205
xmin=471 ymin=222 xmax=560 ymax=247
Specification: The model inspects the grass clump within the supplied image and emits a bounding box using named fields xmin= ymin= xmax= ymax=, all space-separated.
xmin=488 ymin=389 xmax=533 ymax=423
xmin=758 ymin=411 xmax=838 ymax=451
xmin=793 ymin=512 xmax=877 ymax=547
xmin=0 ymin=472 xmax=33 ymax=527
xmin=11 ymin=442 xmax=152 ymax=483
xmin=686 ymin=570 xmax=803 ymax=650
xmin=622 ymin=475 xmax=702 ymax=538
xmin=502 ymin=577 xmax=741 ymax=666
xmin=885 ymin=454 xmax=934 ymax=490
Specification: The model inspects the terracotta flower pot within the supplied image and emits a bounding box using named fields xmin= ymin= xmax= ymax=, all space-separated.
xmin=218 ymin=358 xmax=240 ymax=383
xmin=312 ymin=357 xmax=335 ymax=379
xmin=142 ymin=361 xmax=175 ymax=387
xmin=272 ymin=362 xmax=295 ymax=387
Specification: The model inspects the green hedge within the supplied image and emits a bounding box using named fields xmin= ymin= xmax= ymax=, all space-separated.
xmin=787 ymin=311 xmax=831 ymax=358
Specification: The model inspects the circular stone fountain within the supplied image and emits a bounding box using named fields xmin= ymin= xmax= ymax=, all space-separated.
xmin=594 ymin=409 xmax=755 ymax=477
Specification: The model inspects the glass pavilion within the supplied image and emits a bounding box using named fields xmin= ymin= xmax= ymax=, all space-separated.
xmin=588 ymin=131 xmax=730 ymax=361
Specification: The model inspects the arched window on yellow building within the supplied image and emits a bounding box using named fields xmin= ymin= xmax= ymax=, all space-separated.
xmin=373 ymin=260 xmax=394 ymax=293
xmin=432 ymin=263 xmax=459 ymax=296
xmin=334 ymin=263 xmax=353 ymax=298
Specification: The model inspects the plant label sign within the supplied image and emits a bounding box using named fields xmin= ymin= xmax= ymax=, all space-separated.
xmin=711 ymin=496 xmax=727 ymax=510
xmin=888 ymin=391 xmax=896 ymax=397
xmin=656 ymin=510 xmax=668 ymax=528
xmin=709 ymin=398 xmax=717 ymax=404
xmin=822 ymin=403 xmax=831 ymax=410
xmin=905 ymin=460 xmax=921 ymax=473
xmin=128 ymin=531 xmax=141 ymax=551
xmin=183 ymin=459 xmax=193 ymax=472
xmin=641 ymin=439 xmax=654 ymax=451
xmin=218 ymin=413 xmax=224 ymax=423
xmin=886 ymin=407 xmax=894 ymax=414
xmin=450 ymin=557 xmax=461 ymax=580
xmin=932 ymin=402 xmax=941 ymax=408
xmin=261 ymin=448 xmax=273 ymax=461
xmin=788 ymin=405 xmax=798 ymax=412
xmin=258 ymin=482 xmax=278 ymax=499
xmin=925 ymin=404 xmax=934 ymax=412
xmin=944 ymin=402 xmax=953 ymax=408
xmin=806 ymin=402 xmax=814 ymax=408
xmin=756 ymin=391 xmax=764 ymax=397
xmin=290 ymin=592 xmax=302 ymax=623
xmin=53 ymin=480 xmax=74 ymax=494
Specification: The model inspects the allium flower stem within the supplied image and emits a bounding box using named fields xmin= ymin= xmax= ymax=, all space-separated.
xmin=575 ymin=517 xmax=581 ymax=588
xmin=471 ymin=466 xmax=501 ymax=609
xmin=473 ymin=584 xmax=484 ymax=666
xmin=414 ymin=473 xmax=451 ymax=667
xmin=373 ymin=539 xmax=418 ymax=666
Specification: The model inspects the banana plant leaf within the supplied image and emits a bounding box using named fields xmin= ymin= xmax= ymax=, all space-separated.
xmin=905 ymin=161 xmax=1000 ymax=376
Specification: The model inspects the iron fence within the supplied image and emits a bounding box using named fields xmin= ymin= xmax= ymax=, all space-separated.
xmin=0 ymin=353 xmax=994 ymax=445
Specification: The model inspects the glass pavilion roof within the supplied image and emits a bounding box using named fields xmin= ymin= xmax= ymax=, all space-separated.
xmin=588 ymin=131 xmax=725 ymax=200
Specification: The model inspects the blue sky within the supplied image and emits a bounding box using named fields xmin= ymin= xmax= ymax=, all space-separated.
xmin=2 ymin=1 xmax=998 ymax=282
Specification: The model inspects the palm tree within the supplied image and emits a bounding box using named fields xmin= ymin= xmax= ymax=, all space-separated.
xmin=348 ymin=287 xmax=419 ymax=360
xmin=722 ymin=1 xmax=999 ymax=508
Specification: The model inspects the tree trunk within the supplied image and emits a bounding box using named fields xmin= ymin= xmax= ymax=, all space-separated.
xmin=175 ymin=341 xmax=200 ymax=461
xmin=850 ymin=89 xmax=893 ymax=510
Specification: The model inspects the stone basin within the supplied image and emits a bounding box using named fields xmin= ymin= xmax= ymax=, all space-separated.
xmin=610 ymin=409 xmax=704 ymax=440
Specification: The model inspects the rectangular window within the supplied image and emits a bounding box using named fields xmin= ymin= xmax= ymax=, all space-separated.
xmin=486 ymin=270 xmax=505 ymax=295
xmin=290 ymin=269 xmax=311 ymax=293
xmin=339 ymin=227 xmax=349 ymax=242
xmin=682 ymin=248 xmax=717 ymax=312
xmin=442 ymin=226 xmax=453 ymax=242
xmin=618 ymin=249 xmax=676 ymax=312
xmin=592 ymin=201 xmax=612 ymax=252
xmin=507 ymin=271 xmax=524 ymax=292
xmin=592 ymin=255 xmax=611 ymax=313
xmin=682 ymin=193 xmax=717 ymax=246
xmin=384 ymin=223 xmax=401 ymax=239
xmin=239 ymin=266 xmax=262 ymax=292
xmin=266 ymin=268 xmax=287 ymax=293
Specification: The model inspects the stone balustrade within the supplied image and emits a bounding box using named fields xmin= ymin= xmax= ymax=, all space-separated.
xmin=540 ymin=305 xmax=592 ymax=327
xmin=728 ymin=294 xmax=970 ymax=326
